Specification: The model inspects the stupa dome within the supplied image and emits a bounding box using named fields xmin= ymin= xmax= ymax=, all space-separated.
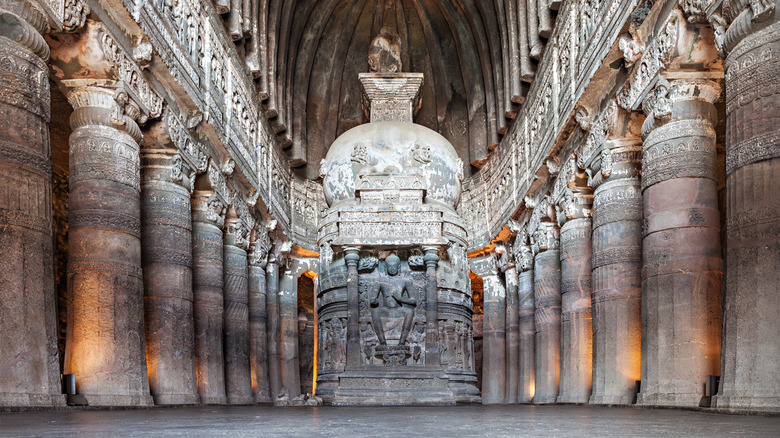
xmin=320 ymin=121 xmax=463 ymax=209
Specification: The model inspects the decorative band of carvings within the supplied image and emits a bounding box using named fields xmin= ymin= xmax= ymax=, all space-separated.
xmin=0 ymin=207 xmax=50 ymax=233
xmin=727 ymin=130 xmax=780 ymax=175
xmin=142 ymin=247 xmax=193 ymax=268
xmin=591 ymin=289 xmax=641 ymax=304
xmin=224 ymin=300 xmax=249 ymax=321
xmin=726 ymin=203 xmax=780 ymax=239
xmin=535 ymin=306 xmax=562 ymax=327
xmin=643 ymin=123 xmax=718 ymax=189
xmin=70 ymin=209 xmax=142 ymax=238
xmin=224 ymin=273 xmax=248 ymax=296
xmin=68 ymin=259 xmax=143 ymax=279
xmin=561 ymin=308 xmax=593 ymax=322
xmin=192 ymin=274 xmax=224 ymax=290
xmin=0 ymin=140 xmax=52 ymax=176
xmin=0 ymin=40 xmax=50 ymax=119
xmin=592 ymin=247 xmax=642 ymax=269
xmin=592 ymin=181 xmax=643 ymax=228
xmin=561 ymin=278 xmax=592 ymax=294
xmin=69 ymin=105 xmax=142 ymax=144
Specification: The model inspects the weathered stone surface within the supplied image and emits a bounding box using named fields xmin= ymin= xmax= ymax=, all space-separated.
xmin=0 ymin=0 xmax=64 ymax=407
xmin=517 ymin=268 xmax=536 ymax=403
xmin=532 ymin=223 xmax=561 ymax=405
xmin=714 ymin=17 xmax=780 ymax=413
xmin=191 ymin=190 xmax=227 ymax=405
xmin=279 ymin=271 xmax=301 ymax=398
xmin=265 ymin=259 xmax=282 ymax=398
xmin=223 ymin=213 xmax=252 ymax=405
xmin=501 ymin=255 xmax=520 ymax=405
xmin=481 ymin=270 xmax=507 ymax=405
xmin=140 ymin=147 xmax=199 ymax=405
xmin=248 ymin=236 xmax=271 ymax=403
xmin=64 ymin=86 xmax=152 ymax=406
xmin=639 ymin=80 xmax=723 ymax=408
xmin=558 ymin=218 xmax=593 ymax=404
xmin=589 ymin=138 xmax=643 ymax=406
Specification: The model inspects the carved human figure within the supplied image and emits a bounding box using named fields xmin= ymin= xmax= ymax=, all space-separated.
xmin=369 ymin=254 xmax=417 ymax=345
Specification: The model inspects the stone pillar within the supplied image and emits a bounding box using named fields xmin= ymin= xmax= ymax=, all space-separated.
xmin=472 ymin=255 xmax=506 ymax=405
xmin=248 ymin=235 xmax=271 ymax=403
xmin=532 ymin=220 xmax=561 ymax=404
xmin=191 ymin=190 xmax=227 ymax=404
xmin=589 ymin=137 xmax=643 ymax=405
xmin=556 ymin=180 xmax=594 ymax=404
xmin=223 ymin=212 xmax=253 ymax=404
xmin=265 ymin=257 xmax=282 ymax=397
xmin=344 ymin=247 xmax=361 ymax=369
xmin=64 ymin=85 xmax=153 ymax=406
xmin=0 ymin=0 xmax=65 ymax=407
xmin=714 ymin=8 xmax=780 ymax=412
xmin=279 ymin=269 xmax=301 ymax=397
xmin=140 ymin=146 xmax=199 ymax=405
xmin=638 ymin=78 xmax=723 ymax=407
xmin=423 ymin=246 xmax=441 ymax=367
xmin=516 ymin=238 xmax=536 ymax=403
xmin=498 ymin=245 xmax=519 ymax=404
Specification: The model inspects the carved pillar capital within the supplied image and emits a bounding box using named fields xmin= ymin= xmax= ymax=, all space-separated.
xmin=553 ymin=155 xmax=593 ymax=227
xmin=641 ymin=77 xmax=722 ymax=137
xmin=49 ymin=20 xmax=163 ymax=121
xmin=249 ymin=224 xmax=271 ymax=268
xmin=509 ymin=225 xmax=534 ymax=273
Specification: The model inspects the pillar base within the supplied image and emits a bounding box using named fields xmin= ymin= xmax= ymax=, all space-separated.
xmin=518 ymin=396 xmax=534 ymax=403
xmin=79 ymin=394 xmax=154 ymax=407
xmin=636 ymin=392 xmax=704 ymax=408
xmin=712 ymin=395 xmax=780 ymax=413
xmin=557 ymin=393 xmax=590 ymax=404
xmin=152 ymin=393 xmax=201 ymax=406
xmin=200 ymin=396 xmax=228 ymax=405
xmin=227 ymin=395 xmax=255 ymax=405
xmin=532 ymin=395 xmax=558 ymax=404
xmin=333 ymin=369 xmax=455 ymax=406
xmin=0 ymin=393 xmax=66 ymax=407
xmin=589 ymin=394 xmax=634 ymax=406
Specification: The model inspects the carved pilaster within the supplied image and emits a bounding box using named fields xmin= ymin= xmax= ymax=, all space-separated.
xmin=530 ymin=212 xmax=561 ymax=405
xmin=469 ymin=254 xmax=506 ymax=405
xmin=510 ymin=225 xmax=535 ymax=403
xmin=0 ymin=0 xmax=64 ymax=407
xmin=191 ymin=188 xmax=228 ymax=404
xmin=140 ymin=133 xmax=199 ymax=405
xmin=554 ymin=157 xmax=594 ymax=405
xmin=638 ymin=76 xmax=724 ymax=408
xmin=497 ymin=242 xmax=519 ymax=405
xmin=714 ymin=10 xmax=780 ymax=412
xmin=223 ymin=210 xmax=252 ymax=404
xmin=248 ymin=224 xmax=271 ymax=403
xmin=63 ymin=85 xmax=153 ymax=406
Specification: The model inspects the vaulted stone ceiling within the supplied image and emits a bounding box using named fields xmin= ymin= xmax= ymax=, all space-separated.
xmin=245 ymin=0 xmax=558 ymax=180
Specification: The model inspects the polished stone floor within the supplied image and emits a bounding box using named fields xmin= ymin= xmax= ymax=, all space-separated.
xmin=1 ymin=405 xmax=778 ymax=437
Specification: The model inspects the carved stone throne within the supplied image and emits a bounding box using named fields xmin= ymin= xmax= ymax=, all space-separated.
xmin=314 ymin=30 xmax=479 ymax=406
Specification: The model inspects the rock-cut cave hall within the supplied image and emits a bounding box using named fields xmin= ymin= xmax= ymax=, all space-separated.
xmin=1 ymin=0 xmax=780 ymax=435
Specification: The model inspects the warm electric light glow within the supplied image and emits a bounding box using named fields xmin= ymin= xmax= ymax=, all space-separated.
xmin=529 ymin=382 xmax=535 ymax=399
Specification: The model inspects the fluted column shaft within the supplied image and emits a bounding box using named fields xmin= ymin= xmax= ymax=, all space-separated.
xmin=533 ymin=223 xmax=561 ymax=404
xmin=423 ymin=247 xmax=441 ymax=367
xmin=191 ymin=191 xmax=227 ymax=404
xmin=248 ymin=259 xmax=270 ymax=403
xmin=223 ymin=217 xmax=252 ymax=404
xmin=140 ymin=149 xmax=199 ymax=405
xmin=279 ymin=270 xmax=301 ymax=397
xmin=503 ymin=262 xmax=520 ymax=404
xmin=64 ymin=86 xmax=153 ymax=406
xmin=558 ymin=217 xmax=593 ymax=404
xmin=481 ymin=272 xmax=507 ymax=404
xmin=518 ymin=267 xmax=535 ymax=402
xmin=265 ymin=259 xmax=282 ymax=397
xmin=589 ymin=138 xmax=643 ymax=405
xmin=0 ymin=0 xmax=64 ymax=407
xmin=714 ymin=13 xmax=780 ymax=412
xmin=639 ymin=79 xmax=723 ymax=407
xmin=344 ymin=248 xmax=361 ymax=369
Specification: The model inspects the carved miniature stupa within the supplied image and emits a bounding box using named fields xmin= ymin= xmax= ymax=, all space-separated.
xmin=315 ymin=25 xmax=479 ymax=406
